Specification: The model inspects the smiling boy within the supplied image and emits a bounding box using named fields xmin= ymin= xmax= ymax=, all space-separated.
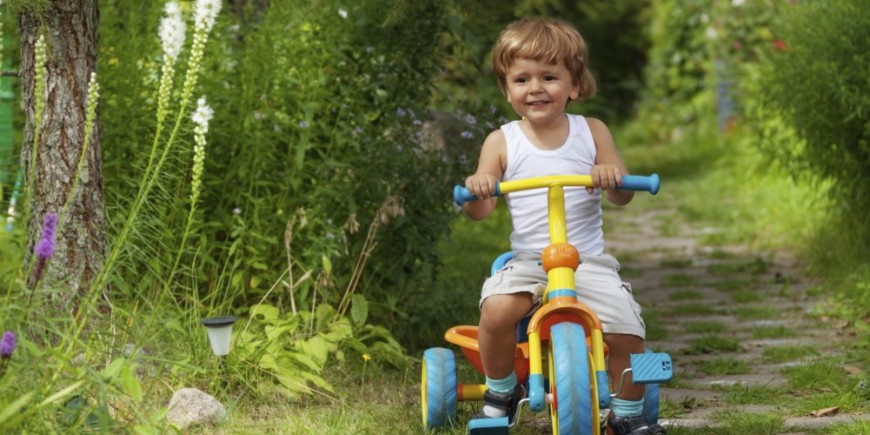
xmin=462 ymin=18 xmax=665 ymax=435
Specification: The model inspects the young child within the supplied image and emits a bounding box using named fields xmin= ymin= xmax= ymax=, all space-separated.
xmin=462 ymin=18 xmax=666 ymax=435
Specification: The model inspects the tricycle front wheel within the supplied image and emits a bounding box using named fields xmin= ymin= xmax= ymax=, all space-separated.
xmin=549 ymin=322 xmax=595 ymax=435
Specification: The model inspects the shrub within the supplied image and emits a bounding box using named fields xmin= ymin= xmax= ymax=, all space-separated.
xmin=760 ymin=0 xmax=870 ymax=208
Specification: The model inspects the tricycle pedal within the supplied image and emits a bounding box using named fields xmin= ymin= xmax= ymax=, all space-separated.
xmin=467 ymin=416 xmax=510 ymax=434
xmin=630 ymin=352 xmax=673 ymax=384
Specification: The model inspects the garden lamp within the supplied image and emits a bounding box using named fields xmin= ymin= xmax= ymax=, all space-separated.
xmin=201 ymin=315 xmax=236 ymax=356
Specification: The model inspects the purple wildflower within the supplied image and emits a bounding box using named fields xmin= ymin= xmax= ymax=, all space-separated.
xmin=34 ymin=213 xmax=58 ymax=260
xmin=0 ymin=331 xmax=16 ymax=358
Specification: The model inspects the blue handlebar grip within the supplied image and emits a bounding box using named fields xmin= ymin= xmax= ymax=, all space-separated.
xmin=453 ymin=183 xmax=502 ymax=206
xmin=453 ymin=185 xmax=477 ymax=206
xmin=620 ymin=174 xmax=660 ymax=195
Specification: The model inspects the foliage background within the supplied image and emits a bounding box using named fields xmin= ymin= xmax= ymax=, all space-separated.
xmin=0 ymin=0 xmax=868 ymax=431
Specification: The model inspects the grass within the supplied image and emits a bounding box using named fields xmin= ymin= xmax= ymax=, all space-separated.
xmin=762 ymin=345 xmax=818 ymax=364
xmin=714 ymin=277 xmax=753 ymax=293
xmin=696 ymin=358 xmax=751 ymax=376
xmin=729 ymin=290 xmax=763 ymax=303
xmin=737 ymin=307 xmax=780 ymax=321
xmin=718 ymin=384 xmax=783 ymax=406
xmin=751 ymin=325 xmax=796 ymax=339
xmin=671 ymin=303 xmax=717 ymax=316
xmin=661 ymin=273 xmax=698 ymax=288
xmin=684 ymin=321 xmax=726 ymax=334
xmin=710 ymin=410 xmax=785 ymax=433
xmin=685 ymin=336 xmax=741 ymax=355
xmin=669 ymin=289 xmax=703 ymax=301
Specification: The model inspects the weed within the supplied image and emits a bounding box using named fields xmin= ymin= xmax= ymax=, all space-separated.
xmin=661 ymin=273 xmax=698 ymax=288
xmin=697 ymin=358 xmax=751 ymax=376
xmin=672 ymin=303 xmax=716 ymax=316
xmin=710 ymin=410 xmax=784 ymax=433
xmin=684 ymin=321 xmax=726 ymax=334
xmin=643 ymin=311 xmax=669 ymax=341
xmin=714 ymin=277 xmax=752 ymax=293
xmin=730 ymin=290 xmax=763 ymax=304
xmin=782 ymin=361 xmax=849 ymax=393
xmin=737 ymin=307 xmax=779 ymax=321
xmin=751 ymin=326 xmax=795 ymax=339
xmin=762 ymin=345 xmax=818 ymax=364
xmin=685 ymin=336 xmax=741 ymax=355
xmin=669 ymin=289 xmax=703 ymax=301
xmin=829 ymin=420 xmax=870 ymax=435
xmin=707 ymin=258 xmax=769 ymax=276
xmin=660 ymin=259 xmax=692 ymax=268
xmin=718 ymin=384 xmax=783 ymax=406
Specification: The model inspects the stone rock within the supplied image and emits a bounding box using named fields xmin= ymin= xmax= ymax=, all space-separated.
xmin=166 ymin=387 xmax=226 ymax=429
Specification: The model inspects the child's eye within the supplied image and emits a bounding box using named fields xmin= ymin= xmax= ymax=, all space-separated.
xmin=544 ymin=75 xmax=557 ymax=81
xmin=514 ymin=77 xmax=527 ymax=83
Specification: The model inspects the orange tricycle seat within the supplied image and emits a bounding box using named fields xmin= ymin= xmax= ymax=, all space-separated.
xmin=445 ymin=325 xmax=530 ymax=383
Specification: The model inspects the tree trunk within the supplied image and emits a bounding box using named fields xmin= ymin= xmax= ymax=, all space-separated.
xmin=19 ymin=0 xmax=106 ymax=314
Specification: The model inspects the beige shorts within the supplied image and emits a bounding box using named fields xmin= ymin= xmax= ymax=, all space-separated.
xmin=480 ymin=252 xmax=646 ymax=339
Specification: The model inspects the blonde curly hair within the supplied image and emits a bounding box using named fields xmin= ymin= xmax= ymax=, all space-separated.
xmin=491 ymin=17 xmax=596 ymax=102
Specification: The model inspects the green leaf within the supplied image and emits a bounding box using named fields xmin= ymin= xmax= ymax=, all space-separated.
xmin=259 ymin=353 xmax=279 ymax=371
xmin=120 ymin=364 xmax=143 ymax=401
xmin=0 ymin=391 xmax=34 ymax=426
xmin=350 ymin=294 xmax=368 ymax=326
xmin=102 ymin=357 xmax=126 ymax=380
xmin=288 ymin=351 xmax=320 ymax=372
xmin=264 ymin=324 xmax=295 ymax=341
xmin=299 ymin=336 xmax=329 ymax=368
xmin=323 ymin=318 xmax=353 ymax=343
xmin=298 ymin=370 xmax=334 ymax=393
xmin=250 ymin=304 xmax=280 ymax=321
xmin=39 ymin=380 xmax=85 ymax=407
xmin=321 ymin=254 xmax=332 ymax=275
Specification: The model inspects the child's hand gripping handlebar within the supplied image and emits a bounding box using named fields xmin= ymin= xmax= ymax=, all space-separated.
xmin=453 ymin=174 xmax=660 ymax=206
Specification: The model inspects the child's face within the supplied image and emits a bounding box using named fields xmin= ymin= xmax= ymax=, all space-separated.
xmin=504 ymin=57 xmax=579 ymax=125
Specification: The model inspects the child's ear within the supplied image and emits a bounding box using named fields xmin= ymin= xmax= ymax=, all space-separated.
xmin=570 ymin=82 xmax=581 ymax=101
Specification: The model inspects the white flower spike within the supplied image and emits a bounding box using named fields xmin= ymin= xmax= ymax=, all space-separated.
xmin=194 ymin=0 xmax=222 ymax=33
xmin=159 ymin=1 xmax=186 ymax=60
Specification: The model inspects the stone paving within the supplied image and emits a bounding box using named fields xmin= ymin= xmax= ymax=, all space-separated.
xmin=605 ymin=199 xmax=870 ymax=432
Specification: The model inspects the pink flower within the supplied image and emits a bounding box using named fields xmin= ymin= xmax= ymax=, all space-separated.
xmin=773 ymin=39 xmax=787 ymax=51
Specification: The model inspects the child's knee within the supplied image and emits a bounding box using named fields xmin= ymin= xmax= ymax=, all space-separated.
xmin=480 ymin=294 xmax=533 ymax=329
xmin=603 ymin=333 xmax=644 ymax=355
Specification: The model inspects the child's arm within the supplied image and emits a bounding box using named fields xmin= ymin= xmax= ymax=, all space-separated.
xmin=587 ymin=118 xmax=634 ymax=206
xmin=463 ymin=130 xmax=507 ymax=220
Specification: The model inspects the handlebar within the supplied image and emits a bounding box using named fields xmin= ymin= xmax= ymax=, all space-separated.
xmin=453 ymin=174 xmax=660 ymax=207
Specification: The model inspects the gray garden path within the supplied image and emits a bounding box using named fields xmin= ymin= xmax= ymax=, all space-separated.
xmin=603 ymin=195 xmax=870 ymax=432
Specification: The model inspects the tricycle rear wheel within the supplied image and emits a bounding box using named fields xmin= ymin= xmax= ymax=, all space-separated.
xmin=421 ymin=347 xmax=458 ymax=429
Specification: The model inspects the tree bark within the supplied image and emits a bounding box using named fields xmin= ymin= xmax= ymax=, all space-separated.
xmin=19 ymin=0 xmax=106 ymax=314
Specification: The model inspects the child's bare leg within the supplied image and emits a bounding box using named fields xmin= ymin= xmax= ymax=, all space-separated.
xmin=478 ymin=293 xmax=534 ymax=379
xmin=604 ymin=333 xmax=646 ymax=400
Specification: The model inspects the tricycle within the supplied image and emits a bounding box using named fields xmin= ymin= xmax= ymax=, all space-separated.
xmin=422 ymin=174 xmax=672 ymax=435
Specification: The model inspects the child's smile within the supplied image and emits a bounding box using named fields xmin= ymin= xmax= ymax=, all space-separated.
xmin=505 ymin=57 xmax=579 ymax=126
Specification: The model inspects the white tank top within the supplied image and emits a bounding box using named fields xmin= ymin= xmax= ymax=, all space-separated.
xmin=502 ymin=114 xmax=604 ymax=256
